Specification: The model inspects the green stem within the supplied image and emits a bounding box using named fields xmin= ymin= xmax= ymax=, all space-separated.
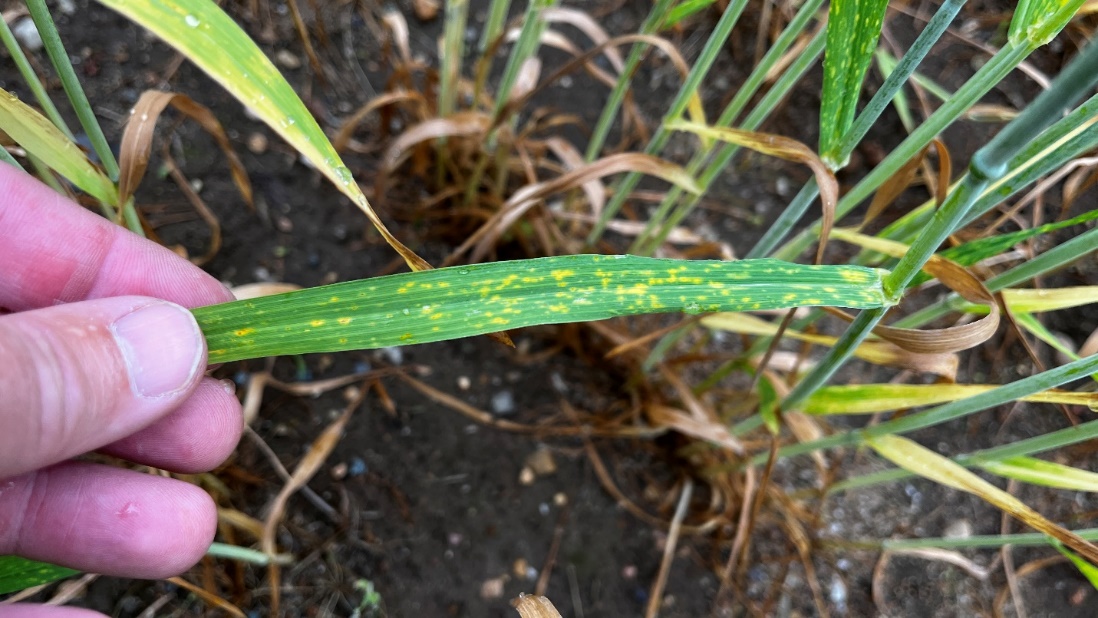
xmin=827 ymin=528 xmax=1098 ymax=551
xmin=584 ymin=0 xmax=676 ymax=162
xmin=771 ymin=41 xmax=1032 ymax=262
xmin=746 ymin=0 xmax=965 ymax=259
xmin=587 ymin=0 xmax=750 ymax=243
xmin=634 ymin=25 xmax=827 ymax=255
xmin=24 ymin=0 xmax=118 ymax=181
xmin=782 ymin=37 xmax=1098 ymax=411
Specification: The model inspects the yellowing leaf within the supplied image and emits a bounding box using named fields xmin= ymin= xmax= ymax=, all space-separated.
xmin=867 ymin=434 xmax=1098 ymax=564
xmin=96 ymin=0 xmax=430 ymax=271
xmin=804 ymin=383 xmax=1098 ymax=415
xmin=976 ymin=456 xmax=1098 ymax=492
xmin=668 ymin=119 xmax=838 ymax=264
xmin=702 ymin=312 xmax=958 ymax=378
xmin=0 ymin=88 xmax=117 ymax=205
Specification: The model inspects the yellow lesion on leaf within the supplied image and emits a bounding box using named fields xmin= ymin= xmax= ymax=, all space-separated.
xmin=337 ymin=317 xmax=353 ymax=325
xmin=310 ymin=319 xmax=326 ymax=327
xmin=400 ymin=333 xmax=414 ymax=341
xmin=840 ymin=269 xmax=870 ymax=283
xmin=234 ymin=327 xmax=256 ymax=337
xmin=548 ymin=303 xmax=570 ymax=313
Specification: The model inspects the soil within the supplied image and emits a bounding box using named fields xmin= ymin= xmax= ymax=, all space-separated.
xmin=3 ymin=0 xmax=1098 ymax=616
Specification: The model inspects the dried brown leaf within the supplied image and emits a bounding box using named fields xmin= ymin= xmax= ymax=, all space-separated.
xmin=261 ymin=390 xmax=360 ymax=614
xmin=544 ymin=136 xmax=604 ymax=216
xmin=165 ymin=577 xmax=245 ymax=617
xmin=380 ymin=112 xmax=490 ymax=177
xmin=118 ymin=90 xmax=253 ymax=212
xmin=860 ymin=145 xmax=928 ymax=230
xmin=830 ymin=230 xmax=1000 ymax=354
xmin=381 ymin=9 xmax=412 ymax=64
xmin=931 ymin=138 xmax=952 ymax=208
xmin=667 ymin=120 xmax=837 ymax=264
xmin=511 ymin=594 xmax=563 ymax=618
xmin=450 ymin=153 xmax=700 ymax=263
xmin=647 ymin=403 xmax=745 ymax=454
xmin=333 ymin=90 xmax=428 ymax=153
xmin=544 ymin=7 xmax=625 ymax=73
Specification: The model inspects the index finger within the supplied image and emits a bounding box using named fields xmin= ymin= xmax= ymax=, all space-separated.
xmin=0 ymin=164 xmax=234 ymax=311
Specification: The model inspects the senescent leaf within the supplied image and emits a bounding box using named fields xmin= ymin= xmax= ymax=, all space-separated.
xmin=0 ymin=88 xmax=117 ymax=205
xmin=976 ymin=455 xmax=1098 ymax=492
xmin=867 ymin=434 xmax=1098 ymax=564
xmin=194 ymin=255 xmax=891 ymax=363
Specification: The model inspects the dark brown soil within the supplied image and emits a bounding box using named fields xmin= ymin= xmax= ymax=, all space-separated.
xmin=4 ymin=1 xmax=1098 ymax=616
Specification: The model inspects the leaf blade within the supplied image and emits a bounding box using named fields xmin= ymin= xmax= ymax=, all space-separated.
xmin=0 ymin=555 xmax=78 ymax=596
xmin=194 ymin=256 xmax=890 ymax=363
xmin=95 ymin=0 xmax=429 ymax=270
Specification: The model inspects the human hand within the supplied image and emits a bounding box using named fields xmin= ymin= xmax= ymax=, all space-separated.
xmin=0 ymin=164 xmax=243 ymax=615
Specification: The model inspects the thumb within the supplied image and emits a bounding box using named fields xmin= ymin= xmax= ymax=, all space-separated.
xmin=0 ymin=297 xmax=207 ymax=478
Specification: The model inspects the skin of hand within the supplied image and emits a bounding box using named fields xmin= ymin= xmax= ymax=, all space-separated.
xmin=0 ymin=164 xmax=244 ymax=616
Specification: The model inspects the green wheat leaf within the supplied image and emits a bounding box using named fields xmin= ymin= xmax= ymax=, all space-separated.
xmin=1009 ymin=0 xmax=1087 ymax=47
xmin=195 ymin=255 xmax=891 ymax=363
xmin=95 ymin=0 xmax=429 ymax=270
xmin=0 ymin=556 xmax=78 ymax=596
xmin=819 ymin=0 xmax=889 ymax=166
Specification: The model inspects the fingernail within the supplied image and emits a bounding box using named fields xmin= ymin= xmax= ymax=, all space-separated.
xmin=112 ymin=302 xmax=203 ymax=398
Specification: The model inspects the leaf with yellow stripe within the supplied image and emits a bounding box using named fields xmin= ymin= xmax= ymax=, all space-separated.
xmin=95 ymin=0 xmax=429 ymax=271
xmin=975 ymin=455 xmax=1098 ymax=492
xmin=0 ymin=556 xmax=78 ymax=595
xmin=194 ymin=255 xmax=891 ymax=363
xmin=0 ymin=88 xmax=117 ymax=205
xmin=818 ymin=0 xmax=889 ymax=166
xmin=803 ymin=383 xmax=1098 ymax=415
xmin=866 ymin=434 xmax=1098 ymax=564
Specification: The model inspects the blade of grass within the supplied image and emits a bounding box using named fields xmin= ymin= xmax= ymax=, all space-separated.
xmin=867 ymin=528 xmax=1098 ymax=551
xmin=0 ymin=16 xmax=73 ymax=139
xmin=758 ymin=352 xmax=1098 ymax=465
xmin=0 ymin=556 xmax=78 ymax=596
xmin=977 ymin=456 xmax=1098 ymax=492
xmin=802 ymin=383 xmax=1097 ymax=415
xmin=830 ymin=418 xmax=1098 ymax=494
xmin=587 ymin=0 xmax=750 ymax=243
xmin=194 ymin=255 xmax=891 ymax=363
xmin=97 ymin=0 xmax=430 ymax=270
xmin=818 ymin=0 xmax=889 ymax=167
xmin=746 ymin=0 xmax=966 ymax=258
xmin=24 ymin=0 xmax=119 ymax=181
xmin=0 ymin=88 xmax=118 ymax=207
xmin=439 ymin=0 xmax=468 ymax=119
xmin=867 ymin=434 xmax=1098 ymax=563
